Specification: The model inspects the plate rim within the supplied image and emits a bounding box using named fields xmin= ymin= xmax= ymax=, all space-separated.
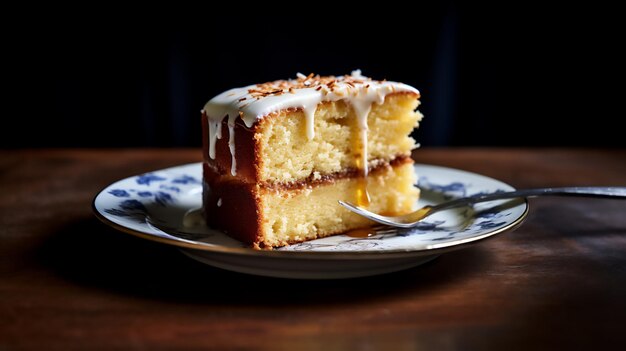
xmin=92 ymin=162 xmax=529 ymax=260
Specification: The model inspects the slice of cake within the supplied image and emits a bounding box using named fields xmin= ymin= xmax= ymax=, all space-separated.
xmin=201 ymin=71 xmax=422 ymax=249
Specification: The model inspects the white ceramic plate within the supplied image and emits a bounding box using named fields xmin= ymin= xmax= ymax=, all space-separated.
xmin=93 ymin=163 xmax=528 ymax=279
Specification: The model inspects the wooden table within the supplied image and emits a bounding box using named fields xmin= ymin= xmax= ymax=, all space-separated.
xmin=1 ymin=149 xmax=625 ymax=350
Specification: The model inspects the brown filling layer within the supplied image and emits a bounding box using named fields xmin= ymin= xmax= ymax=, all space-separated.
xmin=206 ymin=154 xmax=413 ymax=191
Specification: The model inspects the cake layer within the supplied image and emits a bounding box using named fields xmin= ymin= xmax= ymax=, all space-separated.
xmin=202 ymin=92 xmax=421 ymax=184
xmin=203 ymin=157 xmax=418 ymax=248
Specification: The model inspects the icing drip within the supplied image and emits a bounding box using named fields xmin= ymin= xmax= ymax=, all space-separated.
xmin=227 ymin=115 xmax=237 ymax=176
xmin=202 ymin=71 xmax=419 ymax=187
xmin=206 ymin=115 xmax=222 ymax=159
xmin=303 ymin=103 xmax=318 ymax=140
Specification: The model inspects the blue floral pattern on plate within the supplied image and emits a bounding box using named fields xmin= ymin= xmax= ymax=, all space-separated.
xmin=93 ymin=163 xmax=528 ymax=254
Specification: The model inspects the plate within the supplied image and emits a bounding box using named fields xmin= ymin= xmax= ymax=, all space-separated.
xmin=93 ymin=163 xmax=528 ymax=279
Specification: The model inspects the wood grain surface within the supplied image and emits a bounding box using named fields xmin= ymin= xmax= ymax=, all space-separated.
xmin=1 ymin=149 xmax=625 ymax=350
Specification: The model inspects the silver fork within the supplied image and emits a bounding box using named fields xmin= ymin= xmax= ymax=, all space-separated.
xmin=339 ymin=187 xmax=626 ymax=228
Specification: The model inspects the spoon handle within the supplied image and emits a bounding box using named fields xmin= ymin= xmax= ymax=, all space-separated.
xmin=435 ymin=187 xmax=626 ymax=211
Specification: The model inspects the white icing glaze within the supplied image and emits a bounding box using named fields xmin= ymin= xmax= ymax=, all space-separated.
xmin=202 ymin=71 xmax=419 ymax=177
xmin=227 ymin=116 xmax=237 ymax=175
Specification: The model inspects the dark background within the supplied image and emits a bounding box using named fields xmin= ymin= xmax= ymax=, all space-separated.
xmin=4 ymin=4 xmax=624 ymax=148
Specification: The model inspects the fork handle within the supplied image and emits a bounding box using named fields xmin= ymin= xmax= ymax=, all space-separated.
xmin=435 ymin=187 xmax=626 ymax=211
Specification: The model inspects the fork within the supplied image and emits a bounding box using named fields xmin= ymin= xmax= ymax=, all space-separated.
xmin=339 ymin=187 xmax=626 ymax=228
